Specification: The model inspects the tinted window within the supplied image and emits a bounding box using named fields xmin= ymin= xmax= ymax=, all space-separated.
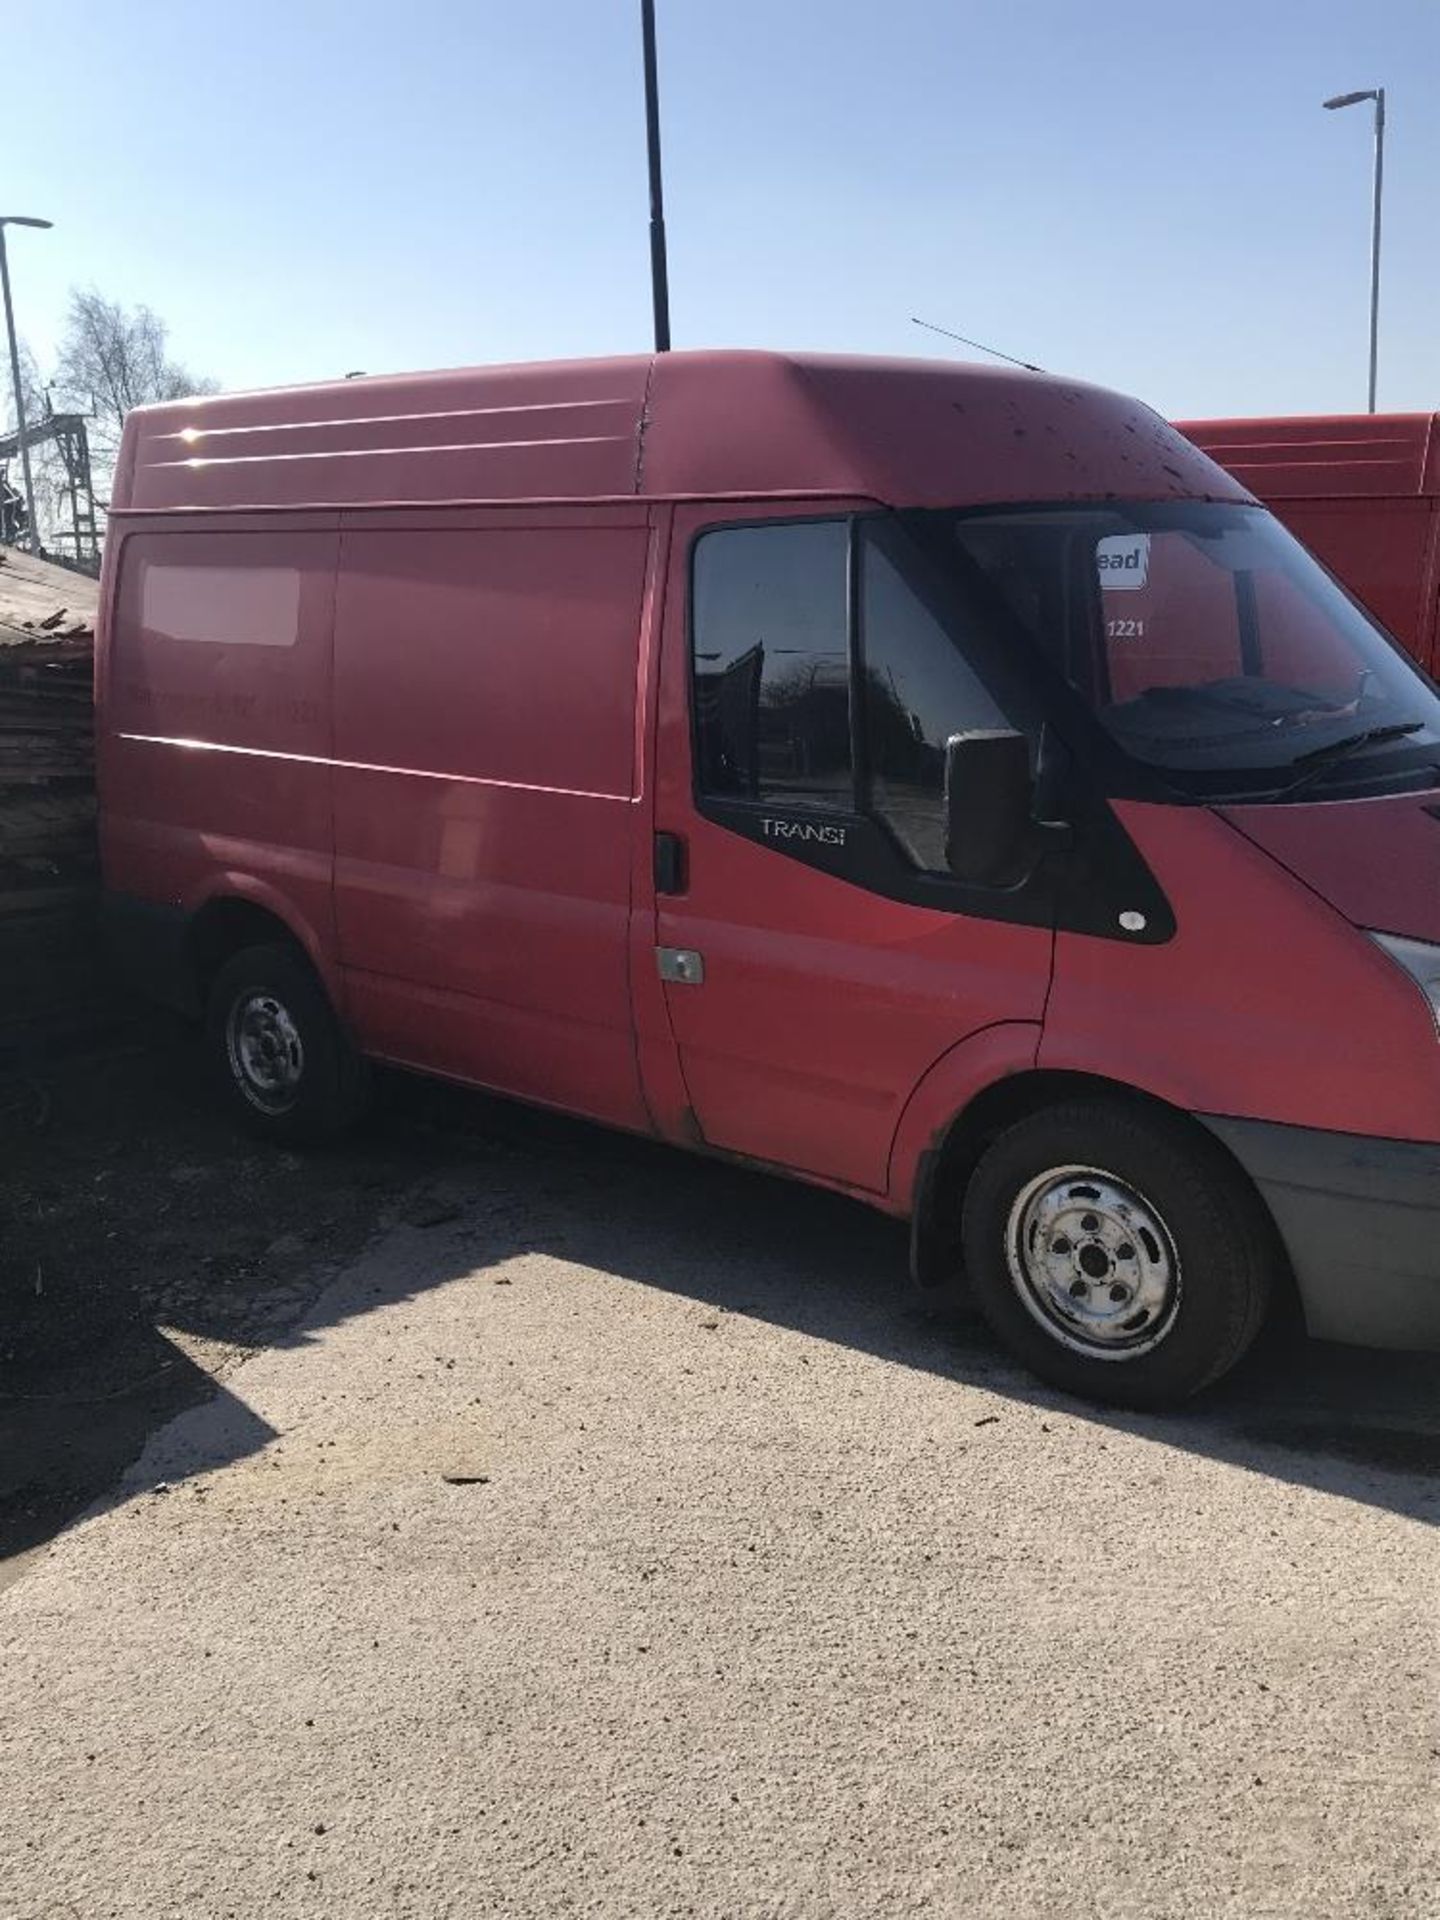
xmin=692 ymin=521 xmax=852 ymax=810
xmin=861 ymin=524 xmax=1011 ymax=871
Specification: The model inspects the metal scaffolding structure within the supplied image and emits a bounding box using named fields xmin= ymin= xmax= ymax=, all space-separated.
xmin=0 ymin=406 xmax=100 ymax=571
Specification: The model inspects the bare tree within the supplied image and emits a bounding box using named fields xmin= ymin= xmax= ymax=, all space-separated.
xmin=0 ymin=336 xmax=48 ymax=437
xmin=53 ymin=289 xmax=217 ymax=463
xmin=1 ymin=291 xmax=216 ymax=552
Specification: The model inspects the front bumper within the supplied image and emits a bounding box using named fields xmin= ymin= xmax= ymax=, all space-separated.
xmin=1201 ymin=1115 xmax=1440 ymax=1351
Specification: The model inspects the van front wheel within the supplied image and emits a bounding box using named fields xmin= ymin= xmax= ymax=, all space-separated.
xmin=961 ymin=1100 xmax=1273 ymax=1407
xmin=206 ymin=943 xmax=369 ymax=1146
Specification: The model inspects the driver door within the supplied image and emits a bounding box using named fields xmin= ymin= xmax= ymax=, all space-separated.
xmin=649 ymin=504 xmax=1056 ymax=1194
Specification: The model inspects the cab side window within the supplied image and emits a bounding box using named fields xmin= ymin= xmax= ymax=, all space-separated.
xmin=690 ymin=515 xmax=1022 ymax=875
xmin=691 ymin=521 xmax=852 ymax=811
xmin=860 ymin=522 xmax=1012 ymax=872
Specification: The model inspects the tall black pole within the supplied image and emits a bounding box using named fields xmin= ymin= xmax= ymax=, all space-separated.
xmin=1366 ymin=88 xmax=1385 ymax=414
xmin=1323 ymin=89 xmax=1386 ymax=413
xmin=640 ymin=0 xmax=672 ymax=351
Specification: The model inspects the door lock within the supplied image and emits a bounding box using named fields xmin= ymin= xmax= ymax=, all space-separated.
xmin=656 ymin=946 xmax=705 ymax=985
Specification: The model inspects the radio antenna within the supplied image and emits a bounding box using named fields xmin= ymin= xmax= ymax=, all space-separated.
xmin=910 ymin=315 xmax=1044 ymax=373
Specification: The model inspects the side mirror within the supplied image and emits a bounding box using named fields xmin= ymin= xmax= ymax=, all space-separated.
xmin=943 ymin=729 xmax=1037 ymax=886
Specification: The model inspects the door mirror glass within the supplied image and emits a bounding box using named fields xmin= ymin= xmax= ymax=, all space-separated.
xmin=944 ymin=729 xmax=1035 ymax=885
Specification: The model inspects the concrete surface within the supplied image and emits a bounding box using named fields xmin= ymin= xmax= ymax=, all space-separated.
xmin=2 ymin=1130 xmax=1437 ymax=1920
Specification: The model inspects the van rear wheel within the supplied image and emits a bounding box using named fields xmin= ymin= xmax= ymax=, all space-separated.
xmin=206 ymin=943 xmax=369 ymax=1146
xmin=961 ymin=1099 xmax=1273 ymax=1408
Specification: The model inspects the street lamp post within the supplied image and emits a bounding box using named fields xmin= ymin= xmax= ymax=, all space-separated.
xmin=0 ymin=215 xmax=53 ymax=552
xmin=1322 ymin=89 xmax=1385 ymax=413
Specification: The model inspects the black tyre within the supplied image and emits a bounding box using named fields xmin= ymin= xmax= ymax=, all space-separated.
xmin=205 ymin=942 xmax=370 ymax=1146
xmin=961 ymin=1099 xmax=1274 ymax=1408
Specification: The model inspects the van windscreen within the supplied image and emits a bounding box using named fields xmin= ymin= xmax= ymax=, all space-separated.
xmin=934 ymin=501 xmax=1440 ymax=801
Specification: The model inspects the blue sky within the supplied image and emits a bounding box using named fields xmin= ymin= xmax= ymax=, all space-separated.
xmin=8 ymin=0 xmax=1438 ymax=417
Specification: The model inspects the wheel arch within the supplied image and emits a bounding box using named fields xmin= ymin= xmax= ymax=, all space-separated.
xmin=184 ymin=882 xmax=337 ymax=1009
xmin=906 ymin=1064 xmax=1296 ymax=1315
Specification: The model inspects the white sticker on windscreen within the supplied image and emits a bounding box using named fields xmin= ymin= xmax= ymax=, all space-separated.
xmin=1096 ymin=533 xmax=1151 ymax=591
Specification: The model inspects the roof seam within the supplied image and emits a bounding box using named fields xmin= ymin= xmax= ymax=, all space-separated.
xmin=632 ymin=356 xmax=658 ymax=496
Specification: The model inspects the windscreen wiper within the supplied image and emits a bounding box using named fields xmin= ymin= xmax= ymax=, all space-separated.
xmin=1276 ymin=721 xmax=1427 ymax=799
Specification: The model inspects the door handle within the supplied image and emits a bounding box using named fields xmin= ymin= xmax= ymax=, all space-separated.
xmin=654 ymin=830 xmax=688 ymax=895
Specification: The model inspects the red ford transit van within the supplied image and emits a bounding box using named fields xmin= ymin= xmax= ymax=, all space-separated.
xmin=1179 ymin=414 xmax=1440 ymax=673
xmin=97 ymin=352 xmax=1440 ymax=1406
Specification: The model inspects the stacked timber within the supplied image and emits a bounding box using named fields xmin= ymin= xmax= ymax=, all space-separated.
xmin=0 ymin=546 xmax=106 ymax=1058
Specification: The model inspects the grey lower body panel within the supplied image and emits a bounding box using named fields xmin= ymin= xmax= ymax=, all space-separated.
xmin=1201 ymin=1114 xmax=1440 ymax=1350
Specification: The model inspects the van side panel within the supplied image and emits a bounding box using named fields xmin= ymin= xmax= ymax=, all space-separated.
xmin=101 ymin=524 xmax=339 ymax=965
xmin=1268 ymin=498 xmax=1435 ymax=667
xmin=331 ymin=511 xmax=651 ymax=1132
xmin=1176 ymin=414 xmax=1439 ymax=671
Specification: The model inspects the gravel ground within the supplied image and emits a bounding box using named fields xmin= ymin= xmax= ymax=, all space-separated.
xmin=2 ymin=1072 xmax=1437 ymax=1920
xmin=0 ymin=1026 xmax=525 ymax=1561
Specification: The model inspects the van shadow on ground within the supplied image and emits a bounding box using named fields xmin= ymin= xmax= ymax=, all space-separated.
xmin=320 ymin=1078 xmax=1440 ymax=1529
xmin=3 ymin=1034 xmax=1437 ymax=1572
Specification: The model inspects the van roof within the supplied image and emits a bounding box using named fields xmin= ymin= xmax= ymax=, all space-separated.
xmin=111 ymin=350 xmax=1248 ymax=517
xmin=1178 ymin=412 xmax=1439 ymax=500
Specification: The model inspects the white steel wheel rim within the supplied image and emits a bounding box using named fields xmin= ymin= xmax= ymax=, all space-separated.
xmin=226 ymin=991 xmax=305 ymax=1115
xmin=1004 ymin=1163 xmax=1182 ymax=1361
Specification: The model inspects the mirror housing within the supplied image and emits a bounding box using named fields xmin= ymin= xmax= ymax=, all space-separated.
xmin=943 ymin=729 xmax=1039 ymax=886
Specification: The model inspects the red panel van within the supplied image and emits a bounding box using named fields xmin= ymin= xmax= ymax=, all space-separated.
xmin=97 ymin=352 xmax=1440 ymax=1406
xmin=1179 ymin=414 xmax=1440 ymax=673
